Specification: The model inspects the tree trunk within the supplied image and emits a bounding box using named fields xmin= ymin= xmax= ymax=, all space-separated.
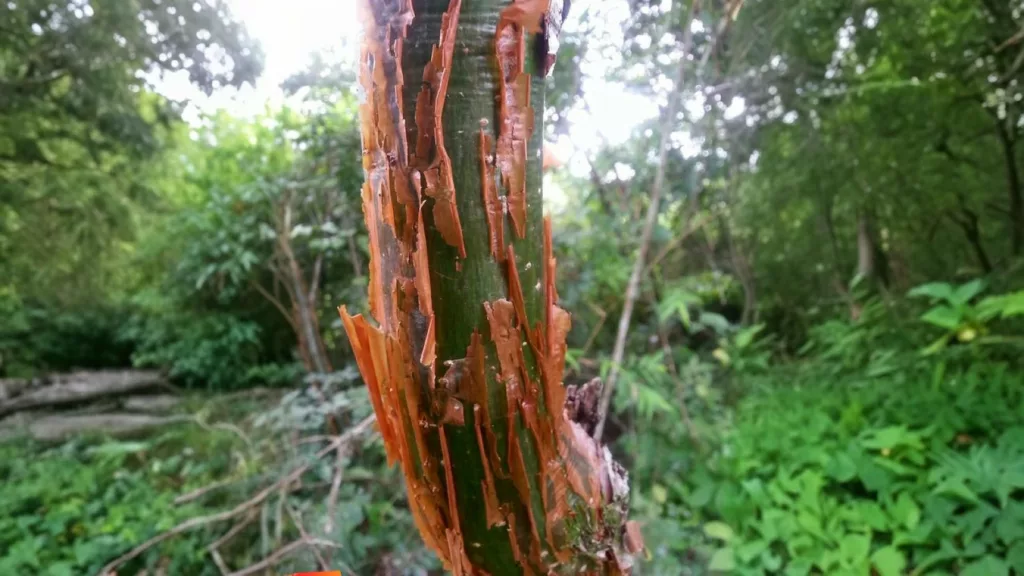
xmin=949 ymin=204 xmax=993 ymax=274
xmin=855 ymin=210 xmax=890 ymax=287
xmin=339 ymin=1 xmax=642 ymax=574
xmin=994 ymin=118 xmax=1024 ymax=255
xmin=855 ymin=212 xmax=875 ymax=282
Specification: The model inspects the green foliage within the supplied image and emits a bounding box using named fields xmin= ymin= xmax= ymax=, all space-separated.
xmin=0 ymin=0 xmax=262 ymax=306
xmin=631 ymin=335 xmax=1024 ymax=575
xmin=0 ymin=386 xmax=435 ymax=575
xmin=123 ymin=308 xmax=298 ymax=390
xmin=0 ymin=426 xmax=247 ymax=574
xmin=0 ymin=299 xmax=134 ymax=377
xmin=909 ymin=280 xmax=1024 ymax=353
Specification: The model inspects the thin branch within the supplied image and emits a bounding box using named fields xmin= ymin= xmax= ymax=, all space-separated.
xmin=594 ymin=0 xmax=706 ymax=442
xmin=286 ymin=506 xmax=329 ymax=572
xmin=296 ymin=434 xmax=342 ymax=446
xmin=996 ymin=26 xmax=1024 ymax=52
xmin=642 ymin=213 xmax=711 ymax=277
xmin=250 ymin=279 xmax=299 ymax=332
xmin=207 ymin=511 xmax=259 ymax=553
xmin=226 ymin=538 xmax=342 ymax=576
xmin=274 ymin=483 xmax=287 ymax=547
xmin=210 ymin=549 xmax=230 ymax=576
xmin=324 ymin=443 xmax=346 ymax=537
xmin=174 ymin=478 xmax=241 ymax=506
xmin=99 ymin=416 xmax=375 ymax=576
xmin=309 ymin=252 xmax=324 ymax=305
xmin=578 ymin=302 xmax=608 ymax=359
xmin=189 ymin=416 xmax=256 ymax=455
xmin=224 ymin=538 xmax=306 ymax=576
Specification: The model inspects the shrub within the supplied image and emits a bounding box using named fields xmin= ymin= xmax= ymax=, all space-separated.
xmin=638 ymin=357 xmax=1024 ymax=575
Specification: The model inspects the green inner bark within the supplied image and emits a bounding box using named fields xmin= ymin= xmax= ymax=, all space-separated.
xmin=401 ymin=0 xmax=547 ymax=573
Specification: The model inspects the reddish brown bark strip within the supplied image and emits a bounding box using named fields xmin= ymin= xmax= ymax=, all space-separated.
xmin=495 ymin=4 xmax=536 ymax=238
xmin=500 ymin=0 xmax=549 ymax=32
xmin=414 ymin=0 xmax=467 ymax=258
xmin=480 ymin=124 xmax=506 ymax=262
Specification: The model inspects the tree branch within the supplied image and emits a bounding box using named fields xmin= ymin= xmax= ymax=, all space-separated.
xmin=250 ymin=279 xmax=300 ymax=332
xmin=99 ymin=416 xmax=375 ymax=576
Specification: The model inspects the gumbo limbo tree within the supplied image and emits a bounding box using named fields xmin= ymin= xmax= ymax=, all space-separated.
xmin=338 ymin=0 xmax=643 ymax=573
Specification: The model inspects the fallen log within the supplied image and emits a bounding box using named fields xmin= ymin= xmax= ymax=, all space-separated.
xmin=121 ymin=394 xmax=181 ymax=413
xmin=0 ymin=370 xmax=167 ymax=417
xmin=0 ymin=377 xmax=30 ymax=401
xmin=4 ymin=413 xmax=188 ymax=442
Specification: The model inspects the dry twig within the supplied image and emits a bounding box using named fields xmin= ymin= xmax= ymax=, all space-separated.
xmin=174 ymin=478 xmax=241 ymax=506
xmin=98 ymin=415 xmax=375 ymax=576
xmin=286 ymin=505 xmax=329 ymax=571
xmin=324 ymin=443 xmax=346 ymax=536
xmin=226 ymin=538 xmax=341 ymax=576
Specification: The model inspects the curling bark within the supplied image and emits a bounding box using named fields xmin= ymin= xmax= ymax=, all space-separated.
xmin=339 ymin=1 xmax=642 ymax=574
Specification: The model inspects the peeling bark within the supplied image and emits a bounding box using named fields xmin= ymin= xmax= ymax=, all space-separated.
xmin=339 ymin=0 xmax=641 ymax=573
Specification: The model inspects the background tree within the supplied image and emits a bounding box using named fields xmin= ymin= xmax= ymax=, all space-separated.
xmin=0 ymin=0 xmax=262 ymax=306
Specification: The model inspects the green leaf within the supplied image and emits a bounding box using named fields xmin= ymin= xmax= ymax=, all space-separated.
xmin=889 ymin=492 xmax=921 ymax=529
xmin=951 ymin=279 xmax=986 ymax=306
xmin=839 ymin=534 xmax=870 ymax=564
xmin=920 ymin=305 xmax=962 ymax=330
xmin=1008 ymin=542 xmax=1024 ymax=574
xmin=689 ymin=482 xmax=716 ymax=508
xmin=961 ymin=555 xmax=1009 ymax=576
xmin=913 ymin=541 xmax=961 ymax=574
xmin=995 ymin=506 xmax=1024 ymax=544
xmin=860 ymin=426 xmax=922 ymax=451
xmin=735 ymin=324 xmax=764 ymax=349
xmin=978 ymin=291 xmax=1024 ymax=319
xmin=785 ymin=558 xmax=813 ymax=576
xmin=709 ymin=547 xmax=736 ymax=572
xmin=735 ymin=539 xmax=769 ymax=562
xmin=46 ymin=562 xmax=75 ymax=576
xmin=826 ymin=452 xmax=858 ymax=482
xmin=704 ymin=521 xmax=735 ymax=542
xmin=908 ymin=282 xmax=954 ymax=302
xmin=871 ymin=546 xmax=906 ymax=576
xmin=761 ymin=551 xmax=783 ymax=571
xmin=700 ymin=311 xmax=732 ymax=335
xmin=932 ymin=478 xmax=981 ymax=505
xmin=853 ymin=501 xmax=889 ymax=531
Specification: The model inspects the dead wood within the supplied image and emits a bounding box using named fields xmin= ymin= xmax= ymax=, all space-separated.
xmin=0 ymin=370 xmax=167 ymax=417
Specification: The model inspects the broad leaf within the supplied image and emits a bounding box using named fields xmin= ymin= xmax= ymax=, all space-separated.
xmin=908 ymin=282 xmax=954 ymax=302
xmin=920 ymin=306 xmax=962 ymax=330
xmin=870 ymin=546 xmax=905 ymax=576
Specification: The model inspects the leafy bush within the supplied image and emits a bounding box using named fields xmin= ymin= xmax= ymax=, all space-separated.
xmin=637 ymin=356 xmax=1024 ymax=575
xmin=119 ymin=291 xmax=303 ymax=391
xmin=0 ymin=427 xmax=247 ymax=575
xmin=0 ymin=296 xmax=135 ymax=377
xmin=908 ymin=280 xmax=1024 ymax=353
xmin=0 ymin=383 xmax=435 ymax=575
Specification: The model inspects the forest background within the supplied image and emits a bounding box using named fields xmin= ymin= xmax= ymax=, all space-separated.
xmin=3 ymin=0 xmax=1024 ymax=574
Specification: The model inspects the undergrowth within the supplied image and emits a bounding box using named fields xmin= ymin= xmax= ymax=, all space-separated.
xmin=625 ymin=285 xmax=1024 ymax=575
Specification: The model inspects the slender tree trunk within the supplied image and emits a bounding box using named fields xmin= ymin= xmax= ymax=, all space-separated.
xmin=994 ymin=119 xmax=1024 ymax=255
xmin=949 ymin=204 xmax=993 ymax=273
xmin=818 ymin=198 xmax=859 ymax=317
xmin=721 ymin=215 xmax=756 ymax=325
xmin=275 ymin=200 xmax=332 ymax=374
xmin=592 ymin=0 xmax=704 ymax=444
xmin=339 ymin=1 xmax=641 ymax=574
